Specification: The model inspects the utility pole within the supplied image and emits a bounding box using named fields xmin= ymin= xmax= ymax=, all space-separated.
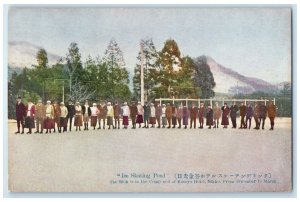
xmin=140 ymin=41 xmax=145 ymax=106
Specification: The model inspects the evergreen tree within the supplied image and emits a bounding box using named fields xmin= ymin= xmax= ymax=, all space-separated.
xmin=132 ymin=38 xmax=159 ymax=101
xmin=36 ymin=48 xmax=48 ymax=68
xmin=193 ymin=56 xmax=216 ymax=98
xmin=102 ymin=39 xmax=130 ymax=100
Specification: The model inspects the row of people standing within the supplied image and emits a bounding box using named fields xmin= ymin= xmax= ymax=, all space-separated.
xmin=14 ymin=97 xmax=277 ymax=134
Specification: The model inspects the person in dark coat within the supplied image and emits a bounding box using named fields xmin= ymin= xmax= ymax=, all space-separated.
xmin=230 ymin=102 xmax=239 ymax=128
xmin=130 ymin=102 xmax=138 ymax=129
xmin=189 ymin=102 xmax=198 ymax=129
xmin=258 ymin=101 xmax=267 ymax=130
xmin=113 ymin=102 xmax=121 ymax=129
xmin=245 ymin=102 xmax=253 ymax=129
xmin=182 ymin=103 xmax=189 ymax=129
xmin=155 ymin=103 xmax=162 ymax=128
xmin=253 ymin=102 xmax=260 ymax=129
xmin=53 ymin=101 xmax=61 ymax=133
xmin=143 ymin=103 xmax=150 ymax=128
xmin=165 ymin=103 xmax=172 ymax=128
xmin=239 ymin=102 xmax=247 ymax=129
xmin=66 ymin=100 xmax=75 ymax=131
xmin=97 ymin=101 xmax=107 ymax=129
xmin=267 ymin=100 xmax=277 ymax=130
xmin=206 ymin=105 xmax=214 ymax=129
xmin=221 ymin=103 xmax=230 ymax=128
xmin=15 ymin=96 xmax=26 ymax=134
xmin=198 ymin=102 xmax=206 ymax=129
xmin=171 ymin=104 xmax=177 ymax=128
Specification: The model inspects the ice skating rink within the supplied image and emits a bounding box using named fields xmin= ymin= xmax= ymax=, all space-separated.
xmin=7 ymin=118 xmax=292 ymax=192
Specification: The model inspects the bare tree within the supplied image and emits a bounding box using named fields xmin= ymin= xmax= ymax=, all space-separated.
xmin=68 ymin=80 xmax=95 ymax=103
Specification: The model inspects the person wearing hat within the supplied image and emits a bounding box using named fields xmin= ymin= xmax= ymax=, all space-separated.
xmin=136 ymin=101 xmax=144 ymax=128
xmin=143 ymin=103 xmax=150 ymax=128
xmin=74 ymin=101 xmax=83 ymax=131
xmin=155 ymin=103 xmax=162 ymax=128
xmin=165 ymin=103 xmax=172 ymax=128
xmin=121 ymin=102 xmax=130 ymax=129
xmin=44 ymin=100 xmax=55 ymax=133
xmin=106 ymin=102 xmax=114 ymax=129
xmin=221 ymin=103 xmax=230 ymax=128
xmin=149 ymin=103 xmax=156 ymax=128
xmin=130 ymin=101 xmax=138 ymax=129
xmin=171 ymin=103 xmax=177 ymax=128
xmin=206 ymin=105 xmax=214 ymax=129
xmin=176 ymin=103 xmax=183 ymax=129
xmin=15 ymin=96 xmax=26 ymax=134
xmin=198 ymin=102 xmax=206 ymax=129
xmin=53 ymin=100 xmax=61 ymax=133
xmin=59 ymin=102 xmax=68 ymax=133
xmin=113 ymin=102 xmax=122 ymax=129
xmin=90 ymin=103 xmax=100 ymax=130
xmin=253 ymin=102 xmax=260 ymax=129
xmin=245 ymin=102 xmax=253 ymax=129
xmin=267 ymin=100 xmax=277 ymax=130
xmin=230 ymin=101 xmax=239 ymax=129
xmin=24 ymin=99 xmax=35 ymax=134
xmin=239 ymin=102 xmax=247 ymax=129
xmin=189 ymin=102 xmax=198 ymax=129
xmin=66 ymin=100 xmax=75 ymax=131
xmin=82 ymin=100 xmax=91 ymax=131
xmin=213 ymin=102 xmax=221 ymax=128
xmin=35 ymin=99 xmax=45 ymax=134
xmin=182 ymin=102 xmax=189 ymax=129
xmin=258 ymin=101 xmax=267 ymax=130
xmin=161 ymin=104 xmax=167 ymax=128
xmin=97 ymin=101 xmax=107 ymax=129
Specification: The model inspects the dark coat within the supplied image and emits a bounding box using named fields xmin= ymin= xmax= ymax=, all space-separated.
xmin=206 ymin=108 xmax=214 ymax=125
xmin=130 ymin=105 xmax=138 ymax=118
xmin=113 ymin=105 xmax=121 ymax=117
xmin=267 ymin=104 xmax=276 ymax=118
xmin=97 ymin=105 xmax=107 ymax=118
xmin=155 ymin=105 xmax=162 ymax=117
xmin=246 ymin=106 xmax=253 ymax=118
xmin=66 ymin=104 xmax=75 ymax=118
xmin=258 ymin=104 xmax=267 ymax=118
xmin=82 ymin=105 xmax=92 ymax=116
xmin=230 ymin=105 xmax=239 ymax=117
xmin=240 ymin=105 xmax=246 ymax=116
xmin=221 ymin=106 xmax=230 ymax=125
xmin=143 ymin=105 xmax=151 ymax=120
xmin=189 ymin=107 xmax=198 ymax=119
xmin=198 ymin=107 xmax=206 ymax=118
xmin=253 ymin=105 xmax=259 ymax=118
xmin=166 ymin=106 xmax=172 ymax=118
xmin=16 ymin=102 xmax=26 ymax=119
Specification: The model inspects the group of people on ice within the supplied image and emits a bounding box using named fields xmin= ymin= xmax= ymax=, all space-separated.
xmin=14 ymin=96 xmax=277 ymax=134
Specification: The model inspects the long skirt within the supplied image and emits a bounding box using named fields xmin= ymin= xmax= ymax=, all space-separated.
xmin=107 ymin=116 xmax=113 ymax=125
xmin=60 ymin=117 xmax=67 ymax=128
xmin=172 ymin=116 xmax=177 ymax=125
xmin=74 ymin=115 xmax=83 ymax=126
xmin=182 ymin=116 xmax=189 ymax=125
xmin=24 ymin=117 xmax=35 ymax=128
xmin=91 ymin=116 xmax=97 ymax=127
xmin=44 ymin=118 xmax=55 ymax=129
xmin=149 ymin=117 xmax=156 ymax=124
xmin=221 ymin=115 xmax=229 ymax=125
xmin=123 ymin=116 xmax=129 ymax=125
xmin=136 ymin=115 xmax=143 ymax=124
xmin=162 ymin=117 xmax=167 ymax=125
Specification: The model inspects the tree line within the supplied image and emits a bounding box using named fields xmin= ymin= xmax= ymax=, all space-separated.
xmin=8 ymin=38 xmax=217 ymax=119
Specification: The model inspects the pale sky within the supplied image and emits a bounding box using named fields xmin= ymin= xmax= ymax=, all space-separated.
xmin=8 ymin=7 xmax=291 ymax=84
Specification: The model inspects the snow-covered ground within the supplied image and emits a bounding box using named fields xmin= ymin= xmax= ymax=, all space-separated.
xmin=7 ymin=118 xmax=292 ymax=192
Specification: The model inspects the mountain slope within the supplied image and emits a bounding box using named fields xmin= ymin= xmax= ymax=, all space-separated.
xmin=205 ymin=56 xmax=276 ymax=94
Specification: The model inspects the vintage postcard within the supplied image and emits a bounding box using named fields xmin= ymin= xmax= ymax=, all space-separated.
xmin=6 ymin=6 xmax=292 ymax=192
